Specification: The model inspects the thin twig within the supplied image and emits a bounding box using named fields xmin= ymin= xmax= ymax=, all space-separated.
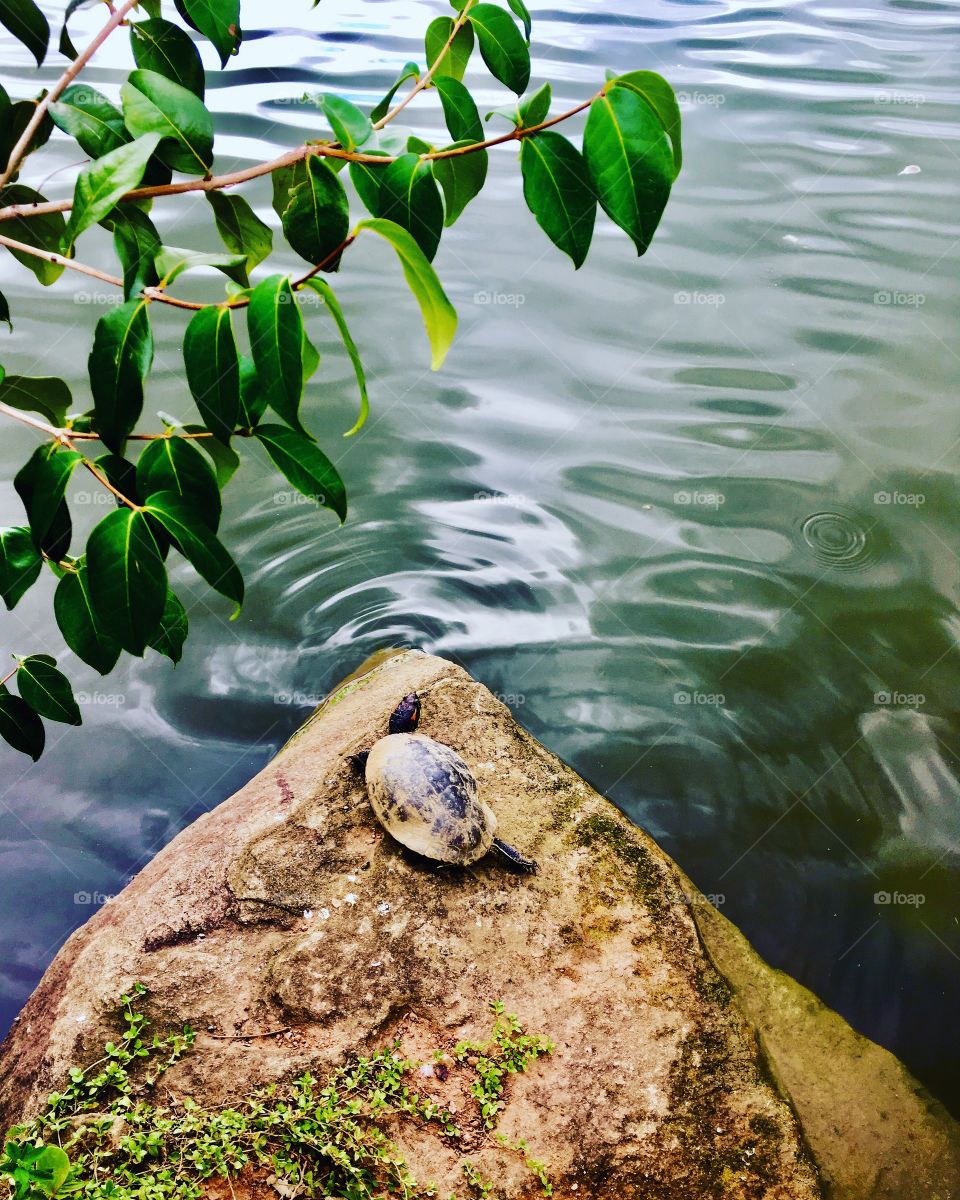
xmin=204 ymin=1027 xmax=293 ymax=1041
xmin=0 ymin=0 xmax=141 ymax=188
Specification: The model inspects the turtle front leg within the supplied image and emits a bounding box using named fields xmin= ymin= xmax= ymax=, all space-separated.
xmin=388 ymin=692 xmax=421 ymax=734
xmin=490 ymin=839 xmax=539 ymax=874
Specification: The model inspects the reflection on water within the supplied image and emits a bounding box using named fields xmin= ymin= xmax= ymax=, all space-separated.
xmin=1 ymin=0 xmax=959 ymax=1110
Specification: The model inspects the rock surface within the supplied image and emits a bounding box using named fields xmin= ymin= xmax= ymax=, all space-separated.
xmin=0 ymin=650 xmax=956 ymax=1199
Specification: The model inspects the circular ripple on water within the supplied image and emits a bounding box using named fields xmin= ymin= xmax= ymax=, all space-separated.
xmin=799 ymin=509 xmax=874 ymax=570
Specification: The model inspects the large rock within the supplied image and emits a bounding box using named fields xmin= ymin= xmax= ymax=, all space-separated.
xmin=0 ymin=650 xmax=956 ymax=1199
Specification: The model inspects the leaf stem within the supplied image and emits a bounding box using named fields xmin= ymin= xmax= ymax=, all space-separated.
xmin=0 ymin=0 xmax=141 ymax=189
xmin=0 ymin=667 xmax=16 ymax=689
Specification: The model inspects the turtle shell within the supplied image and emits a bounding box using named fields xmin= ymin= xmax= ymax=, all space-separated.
xmin=364 ymin=733 xmax=497 ymax=864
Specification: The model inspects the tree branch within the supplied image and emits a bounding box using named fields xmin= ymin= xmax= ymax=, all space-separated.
xmin=0 ymin=0 xmax=142 ymax=189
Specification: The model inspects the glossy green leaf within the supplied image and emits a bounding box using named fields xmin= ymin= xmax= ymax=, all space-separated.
xmin=302 ymin=326 xmax=320 ymax=383
xmin=281 ymin=154 xmax=350 ymax=268
xmin=584 ymin=85 xmax=674 ymax=255
xmin=17 ymin=654 xmax=81 ymax=725
xmin=0 ymin=288 xmax=9 ymax=330
xmin=88 ymin=299 xmax=153 ymax=454
xmin=55 ymin=561 xmax=122 ymax=675
xmin=49 ymin=85 xmax=130 ymax=159
xmin=433 ymin=144 xmax=488 ymax=226
xmin=58 ymin=0 xmax=86 ymax=60
xmin=433 ymin=75 xmax=482 ymax=142
xmin=154 ymin=244 xmax=248 ymax=287
xmin=356 ymin=217 xmax=457 ymax=370
xmin=150 ymin=587 xmax=188 ymax=663
xmin=270 ymin=158 xmax=308 ymax=219
xmin=206 ymin=191 xmax=272 ymax=285
xmin=0 ymin=97 xmax=52 ymax=173
xmin=425 ymin=16 xmax=474 ymax=81
xmin=0 ymin=525 xmax=40 ymax=609
xmin=349 ymin=153 xmax=389 ymax=216
xmin=610 ymin=70 xmax=682 ymax=178
xmin=64 ymin=133 xmax=162 ymax=248
xmin=182 ymin=305 xmax=240 ymax=444
xmin=87 ymin=507 xmax=167 ymax=656
xmin=506 ymin=0 xmax=531 ymax=40
xmin=374 ymin=152 xmax=444 ymax=262
xmin=0 ymin=373 xmax=70 ymax=425
xmin=468 ymin=4 xmax=530 ymax=94
xmin=0 ymin=0 xmax=49 ymax=66
xmin=95 ymin=453 xmax=140 ymax=508
xmin=518 ymin=81 xmax=550 ymax=127
xmin=188 ymin=425 xmax=240 ymax=487
xmin=237 ymin=355 xmax=266 ymax=428
xmin=247 ymin=274 xmax=306 ymax=433
xmin=302 ymin=278 xmax=368 ymax=436
xmin=520 ymin=129 xmax=596 ymax=268
xmin=255 ymin=424 xmax=346 ymax=522
xmin=14 ymin=444 xmax=82 ymax=553
xmin=137 ymin=436 xmax=221 ymax=529
xmin=0 ymin=688 xmax=44 ymax=759
xmin=175 ymin=0 xmax=241 ymax=68
xmin=131 ymin=18 xmax=205 ymax=98
xmin=104 ymin=205 xmax=161 ymax=298
xmin=370 ymin=61 xmax=419 ymax=123
xmin=121 ymin=69 xmax=214 ymax=175
xmin=321 ymin=94 xmax=372 ymax=152
xmin=0 ymin=184 xmax=65 ymax=285
xmin=141 ymin=491 xmax=243 ymax=616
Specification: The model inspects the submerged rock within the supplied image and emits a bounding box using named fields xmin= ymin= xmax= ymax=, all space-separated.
xmin=0 ymin=650 xmax=956 ymax=1198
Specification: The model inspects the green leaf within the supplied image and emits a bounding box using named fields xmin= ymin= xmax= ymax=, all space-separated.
xmin=301 ymin=278 xmax=368 ymax=436
xmin=55 ymin=560 xmax=123 ymax=675
xmin=175 ymin=0 xmax=241 ymax=68
xmin=506 ymin=0 xmax=531 ymax=40
xmin=468 ymin=4 xmax=530 ymax=94
xmin=356 ymin=218 xmax=457 ymax=370
xmin=49 ymin=85 xmax=130 ymax=159
xmin=182 ymin=304 xmax=240 ymax=444
xmin=583 ymin=85 xmax=674 ymax=255
xmin=88 ymin=299 xmax=153 ymax=454
xmin=0 ymin=185 xmax=65 ymax=285
xmin=14 ymin=444 xmax=82 ymax=553
xmin=131 ymin=18 xmax=205 ymax=98
xmin=281 ymin=154 xmax=350 ymax=268
xmin=270 ymin=158 xmax=308 ymax=219
xmin=374 ymin=153 xmax=443 ymax=262
xmin=247 ymin=274 xmax=306 ymax=433
xmin=425 ymin=17 xmax=474 ymax=82
xmin=0 ymin=373 xmax=70 ymax=425
xmin=0 ymin=97 xmax=52 ymax=173
xmin=187 ymin=425 xmax=240 ymax=487
xmin=0 ymin=526 xmax=41 ymax=609
xmin=433 ymin=145 xmax=488 ymax=226
xmin=87 ymin=507 xmax=167 ymax=656
xmin=520 ymin=130 xmax=596 ymax=268
xmin=302 ymin=325 xmax=320 ymax=383
xmin=0 ymin=688 xmax=44 ymax=760
xmin=321 ymin=94 xmax=372 ymax=152
xmin=237 ymin=355 xmax=266 ymax=428
xmin=518 ymin=81 xmax=550 ymax=127
xmin=17 ymin=654 xmax=81 ymax=726
xmin=137 ymin=436 xmax=222 ymax=529
xmin=58 ymin=0 xmax=85 ymax=60
xmin=141 ymin=491 xmax=243 ymax=616
xmin=95 ymin=452 xmax=140 ymax=507
xmin=153 ymin=244 xmax=248 ymax=287
xmin=104 ymin=205 xmax=161 ymax=299
xmin=254 ymin=425 xmax=346 ymax=522
xmin=370 ymin=62 xmax=419 ymax=123
xmin=0 ymin=0 xmax=49 ymax=67
xmin=206 ymin=191 xmax=272 ymax=285
xmin=0 ymin=288 xmax=9 ymax=330
xmin=121 ymin=69 xmax=214 ymax=175
xmin=150 ymin=587 xmax=188 ymax=663
xmin=349 ymin=153 xmax=389 ymax=216
xmin=64 ymin=133 xmax=162 ymax=248
xmin=609 ymin=70 xmax=682 ymax=178
xmin=433 ymin=76 xmax=482 ymax=142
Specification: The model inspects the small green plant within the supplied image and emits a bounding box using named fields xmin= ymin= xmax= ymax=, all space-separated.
xmin=2 ymin=989 xmax=553 ymax=1200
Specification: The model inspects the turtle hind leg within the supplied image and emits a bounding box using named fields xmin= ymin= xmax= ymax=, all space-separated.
xmin=490 ymin=839 xmax=539 ymax=874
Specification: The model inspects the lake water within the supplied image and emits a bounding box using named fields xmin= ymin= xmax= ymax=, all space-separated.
xmin=1 ymin=0 xmax=959 ymax=1114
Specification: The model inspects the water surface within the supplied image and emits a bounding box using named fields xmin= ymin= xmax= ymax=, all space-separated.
xmin=2 ymin=0 xmax=959 ymax=1112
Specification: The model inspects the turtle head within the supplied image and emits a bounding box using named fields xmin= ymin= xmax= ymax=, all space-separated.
xmin=388 ymin=692 xmax=421 ymax=735
xmin=349 ymin=749 xmax=370 ymax=774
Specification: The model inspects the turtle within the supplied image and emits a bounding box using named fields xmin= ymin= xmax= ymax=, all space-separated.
xmin=352 ymin=692 xmax=538 ymax=873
